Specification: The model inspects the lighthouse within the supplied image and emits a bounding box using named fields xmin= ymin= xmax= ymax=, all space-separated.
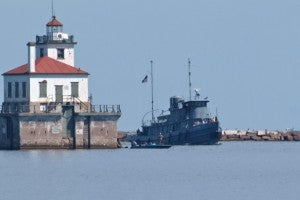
xmin=2 ymin=15 xmax=89 ymax=112
xmin=0 ymin=15 xmax=121 ymax=150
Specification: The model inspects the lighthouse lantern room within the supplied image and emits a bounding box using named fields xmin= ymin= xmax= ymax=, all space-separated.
xmin=36 ymin=16 xmax=76 ymax=66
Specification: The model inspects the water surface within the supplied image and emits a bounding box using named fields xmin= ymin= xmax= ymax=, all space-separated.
xmin=0 ymin=142 xmax=299 ymax=200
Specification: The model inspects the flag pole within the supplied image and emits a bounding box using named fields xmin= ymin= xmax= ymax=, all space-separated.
xmin=150 ymin=60 xmax=154 ymax=123
xmin=188 ymin=58 xmax=192 ymax=101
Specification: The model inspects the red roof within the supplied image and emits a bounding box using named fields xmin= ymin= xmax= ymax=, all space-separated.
xmin=47 ymin=16 xmax=63 ymax=26
xmin=3 ymin=56 xmax=88 ymax=75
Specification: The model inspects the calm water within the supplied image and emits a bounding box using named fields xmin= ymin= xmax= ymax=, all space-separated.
xmin=0 ymin=142 xmax=299 ymax=200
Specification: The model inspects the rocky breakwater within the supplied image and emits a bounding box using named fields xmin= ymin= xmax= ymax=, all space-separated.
xmin=222 ymin=130 xmax=300 ymax=141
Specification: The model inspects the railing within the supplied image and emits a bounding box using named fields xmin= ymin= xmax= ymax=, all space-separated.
xmin=1 ymin=104 xmax=121 ymax=114
xmin=72 ymin=96 xmax=89 ymax=111
xmin=36 ymin=35 xmax=75 ymax=44
xmin=142 ymin=119 xmax=154 ymax=127
xmin=61 ymin=95 xmax=90 ymax=112
xmin=0 ymin=105 xmax=58 ymax=114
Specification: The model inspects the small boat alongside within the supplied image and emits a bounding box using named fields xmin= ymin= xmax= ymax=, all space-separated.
xmin=130 ymin=141 xmax=172 ymax=149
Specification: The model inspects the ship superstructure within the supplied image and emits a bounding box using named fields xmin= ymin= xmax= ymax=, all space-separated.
xmin=134 ymin=96 xmax=220 ymax=145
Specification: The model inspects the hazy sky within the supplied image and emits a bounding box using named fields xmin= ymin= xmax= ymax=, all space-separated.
xmin=1 ymin=0 xmax=300 ymax=131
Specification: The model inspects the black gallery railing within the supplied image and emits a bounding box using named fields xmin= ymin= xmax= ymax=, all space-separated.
xmin=0 ymin=104 xmax=121 ymax=114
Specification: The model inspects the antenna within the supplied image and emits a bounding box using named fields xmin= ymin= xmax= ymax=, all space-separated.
xmin=188 ymin=58 xmax=192 ymax=101
xmin=51 ymin=0 xmax=54 ymax=17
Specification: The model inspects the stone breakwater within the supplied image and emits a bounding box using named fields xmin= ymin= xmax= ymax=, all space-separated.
xmin=222 ymin=130 xmax=300 ymax=141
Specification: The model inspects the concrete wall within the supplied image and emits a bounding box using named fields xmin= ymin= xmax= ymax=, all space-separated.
xmin=0 ymin=115 xmax=19 ymax=149
xmin=0 ymin=117 xmax=9 ymax=149
xmin=0 ymin=112 xmax=120 ymax=149
xmin=75 ymin=115 xmax=119 ymax=149
xmin=29 ymin=74 xmax=89 ymax=103
xmin=75 ymin=116 xmax=87 ymax=148
xmin=18 ymin=115 xmax=72 ymax=149
xmin=90 ymin=117 xmax=118 ymax=148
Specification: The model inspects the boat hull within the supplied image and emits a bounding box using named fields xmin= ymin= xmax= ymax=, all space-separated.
xmin=131 ymin=122 xmax=221 ymax=145
xmin=131 ymin=145 xmax=172 ymax=149
xmin=170 ymin=122 xmax=220 ymax=145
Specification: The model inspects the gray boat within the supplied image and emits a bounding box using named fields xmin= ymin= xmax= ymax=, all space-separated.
xmin=128 ymin=59 xmax=221 ymax=145
xmin=131 ymin=96 xmax=221 ymax=145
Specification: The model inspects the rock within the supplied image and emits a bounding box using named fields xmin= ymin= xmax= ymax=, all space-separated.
xmin=258 ymin=130 xmax=267 ymax=136
xmin=267 ymin=130 xmax=279 ymax=135
xmin=223 ymin=130 xmax=239 ymax=135
xmin=293 ymin=134 xmax=300 ymax=141
xmin=221 ymin=135 xmax=228 ymax=140
xmin=291 ymin=131 xmax=300 ymax=136
xmin=238 ymin=130 xmax=247 ymax=136
xmin=270 ymin=134 xmax=281 ymax=141
xmin=251 ymin=136 xmax=263 ymax=141
xmin=240 ymin=135 xmax=251 ymax=140
xmin=284 ymin=134 xmax=294 ymax=141
xmin=262 ymin=136 xmax=271 ymax=141
xmin=247 ymin=130 xmax=258 ymax=134
xmin=247 ymin=132 xmax=258 ymax=137
xmin=227 ymin=134 xmax=240 ymax=140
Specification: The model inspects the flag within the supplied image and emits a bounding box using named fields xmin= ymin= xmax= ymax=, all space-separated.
xmin=142 ymin=75 xmax=148 ymax=83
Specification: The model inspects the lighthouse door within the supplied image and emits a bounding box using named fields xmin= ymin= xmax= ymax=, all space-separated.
xmin=55 ymin=85 xmax=63 ymax=103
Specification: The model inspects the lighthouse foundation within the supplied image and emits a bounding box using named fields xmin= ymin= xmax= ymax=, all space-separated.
xmin=0 ymin=105 xmax=121 ymax=149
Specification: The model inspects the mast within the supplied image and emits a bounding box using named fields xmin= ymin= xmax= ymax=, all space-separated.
xmin=188 ymin=58 xmax=192 ymax=101
xmin=150 ymin=60 xmax=154 ymax=122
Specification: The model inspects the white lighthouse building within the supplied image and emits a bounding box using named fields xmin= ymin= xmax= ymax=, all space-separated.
xmin=2 ymin=16 xmax=89 ymax=112
xmin=0 ymin=15 xmax=121 ymax=149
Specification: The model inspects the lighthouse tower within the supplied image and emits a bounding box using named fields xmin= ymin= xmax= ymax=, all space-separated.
xmin=36 ymin=16 xmax=76 ymax=66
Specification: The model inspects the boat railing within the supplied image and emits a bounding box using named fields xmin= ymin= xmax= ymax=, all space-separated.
xmin=142 ymin=119 xmax=154 ymax=126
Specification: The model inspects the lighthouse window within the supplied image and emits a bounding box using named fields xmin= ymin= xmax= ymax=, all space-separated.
xmin=8 ymin=82 xmax=12 ymax=98
xmin=57 ymin=48 xmax=64 ymax=59
xmin=15 ymin=82 xmax=19 ymax=98
xmin=22 ymin=82 xmax=26 ymax=98
xmin=39 ymin=81 xmax=47 ymax=97
xmin=71 ymin=82 xmax=79 ymax=97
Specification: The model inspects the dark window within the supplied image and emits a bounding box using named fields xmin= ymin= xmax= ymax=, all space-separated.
xmin=53 ymin=26 xmax=58 ymax=32
xmin=22 ymin=82 xmax=26 ymax=98
xmin=71 ymin=82 xmax=79 ymax=97
xmin=40 ymin=48 xmax=44 ymax=57
xmin=8 ymin=82 xmax=12 ymax=98
xmin=15 ymin=82 xmax=19 ymax=98
xmin=57 ymin=48 xmax=64 ymax=59
xmin=55 ymin=85 xmax=63 ymax=103
xmin=39 ymin=81 xmax=47 ymax=97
